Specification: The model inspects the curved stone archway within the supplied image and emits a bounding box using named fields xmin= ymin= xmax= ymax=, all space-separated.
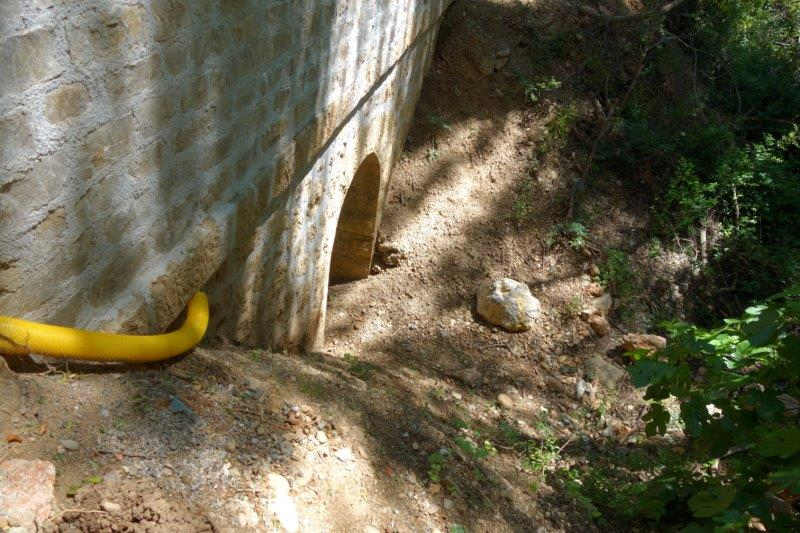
xmin=330 ymin=154 xmax=381 ymax=284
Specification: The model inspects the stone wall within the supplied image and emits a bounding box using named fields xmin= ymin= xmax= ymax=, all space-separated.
xmin=0 ymin=0 xmax=451 ymax=350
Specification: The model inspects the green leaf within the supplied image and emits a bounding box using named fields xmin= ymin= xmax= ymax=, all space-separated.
xmin=768 ymin=467 xmax=800 ymax=493
xmin=629 ymin=360 xmax=676 ymax=388
xmin=644 ymin=403 xmax=670 ymax=436
xmin=681 ymin=397 xmax=710 ymax=437
xmin=744 ymin=307 xmax=780 ymax=347
xmin=757 ymin=427 xmax=800 ymax=458
xmin=688 ymin=485 xmax=736 ymax=518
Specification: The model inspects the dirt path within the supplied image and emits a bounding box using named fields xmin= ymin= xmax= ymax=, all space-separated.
xmin=1 ymin=2 xmax=684 ymax=532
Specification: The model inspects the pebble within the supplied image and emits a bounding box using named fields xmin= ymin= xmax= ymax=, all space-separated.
xmin=60 ymin=439 xmax=79 ymax=451
xmin=100 ymin=500 xmax=121 ymax=513
xmin=316 ymin=431 xmax=328 ymax=444
xmin=497 ymin=393 xmax=514 ymax=409
xmin=443 ymin=498 xmax=455 ymax=510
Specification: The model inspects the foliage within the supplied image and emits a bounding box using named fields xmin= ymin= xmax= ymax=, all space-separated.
xmin=592 ymin=0 xmax=800 ymax=317
xmin=620 ymin=286 xmax=800 ymax=529
xmin=547 ymin=221 xmax=589 ymax=251
xmin=599 ymin=248 xmax=634 ymax=293
xmin=521 ymin=76 xmax=562 ymax=104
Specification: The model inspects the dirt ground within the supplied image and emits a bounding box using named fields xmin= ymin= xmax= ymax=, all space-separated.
xmin=1 ymin=1 xmax=690 ymax=532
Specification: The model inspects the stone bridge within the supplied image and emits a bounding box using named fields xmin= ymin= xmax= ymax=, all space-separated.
xmin=0 ymin=0 xmax=453 ymax=350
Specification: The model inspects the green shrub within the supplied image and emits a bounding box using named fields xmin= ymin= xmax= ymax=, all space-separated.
xmin=622 ymin=286 xmax=800 ymax=530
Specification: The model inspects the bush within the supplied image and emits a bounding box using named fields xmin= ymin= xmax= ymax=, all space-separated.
xmin=594 ymin=0 xmax=800 ymax=318
xmin=622 ymin=285 xmax=800 ymax=530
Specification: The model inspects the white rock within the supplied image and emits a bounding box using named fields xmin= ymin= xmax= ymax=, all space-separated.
xmin=497 ymin=393 xmax=514 ymax=409
xmin=315 ymin=431 xmax=328 ymax=444
xmin=335 ymin=447 xmax=355 ymax=462
xmin=477 ymin=278 xmax=541 ymax=332
xmin=265 ymin=473 xmax=299 ymax=533
xmin=100 ymin=500 xmax=121 ymax=513
xmin=443 ymin=498 xmax=455 ymax=510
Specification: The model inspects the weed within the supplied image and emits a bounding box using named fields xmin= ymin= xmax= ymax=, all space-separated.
xmin=564 ymin=295 xmax=584 ymax=319
xmin=427 ymin=448 xmax=451 ymax=483
xmin=546 ymin=221 xmax=589 ymax=251
xmin=511 ymin=177 xmax=536 ymax=224
xmin=521 ymin=76 xmax=562 ymax=105
xmin=599 ymin=248 xmax=636 ymax=298
xmin=522 ymin=428 xmax=560 ymax=475
xmin=426 ymin=135 xmax=441 ymax=162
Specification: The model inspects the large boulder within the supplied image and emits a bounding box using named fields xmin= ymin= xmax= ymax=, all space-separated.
xmin=0 ymin=459 xmax=56 ymax=529
xmin=477 ymin=278 xmax=541 ymax=332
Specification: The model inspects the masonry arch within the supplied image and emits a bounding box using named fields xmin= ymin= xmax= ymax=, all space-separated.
xmin=329 ymin=154 xmax=381 ymax=284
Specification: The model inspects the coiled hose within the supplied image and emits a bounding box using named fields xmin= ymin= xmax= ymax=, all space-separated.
xmin=0 ymin=292 xmax=208 ymax=363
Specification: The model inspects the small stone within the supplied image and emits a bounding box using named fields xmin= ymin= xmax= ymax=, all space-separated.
xmin=443 ymin=498 xmax=455 ymax=510
xmin=588 ymin=315 xmax=611 ymax=336
xmin=497 ymin=393 xmax=514 ymax=409
xmin=225 ymin=440 xmax=237 ymax=453
xmin=100 ymin=500 xmax=121 ymax=513
xmin=316 ymin=430 xmax=328 ymax=444
xmin=575 ymin=378 xmax=591 ymax=399
xmin=60 ymin=439 xmax=79 ymax=451
xmin=477 ymin=278 xmax=541 ymax=332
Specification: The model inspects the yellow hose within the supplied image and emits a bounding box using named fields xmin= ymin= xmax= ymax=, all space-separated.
xmin=0 ymin=292 xmax=209 ymax=363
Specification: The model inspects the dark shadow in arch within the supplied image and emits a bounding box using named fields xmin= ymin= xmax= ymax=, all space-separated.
xmin=329 ymin=153 xmax=381 ymax=284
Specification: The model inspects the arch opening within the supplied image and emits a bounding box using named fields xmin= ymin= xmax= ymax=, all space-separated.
xmin=329 ymin=154 xmax=381 ymax=284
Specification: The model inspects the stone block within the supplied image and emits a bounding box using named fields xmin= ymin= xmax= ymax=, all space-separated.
xmin=0 ymin=112 xmax=34 ymax=167
xmin=45 ymin=82 xmax=89 ymax=123
xmin=84 ymin=116 xmax=134 ymax=170
xmin=105 ymin=55 xmax=162 ymax=100
xmin=0 ymin=27 xmax=62 ymax=98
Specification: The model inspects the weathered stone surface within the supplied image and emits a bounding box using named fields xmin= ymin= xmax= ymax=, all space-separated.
xmin=84 ymin=116 xmax=134 ymax=169
xmin=477 ymin=278 xmax=541 ymax=332
xmin=264 ymin=473 xmax=299 ymax=533
xmin=45 ymin=82 xmax=90 ymax=123
xmin=0 ymin=459 xmax=56 ymax=528
xmin=0 ymin=27 xmax=62 ymax=98
xmin=622 ymin=333 xmax=667 ymax=354
xmin=585 ymin=355 xmax=625 ymax=388
xmin=0 ymin=113 xmax=34 ymax=167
